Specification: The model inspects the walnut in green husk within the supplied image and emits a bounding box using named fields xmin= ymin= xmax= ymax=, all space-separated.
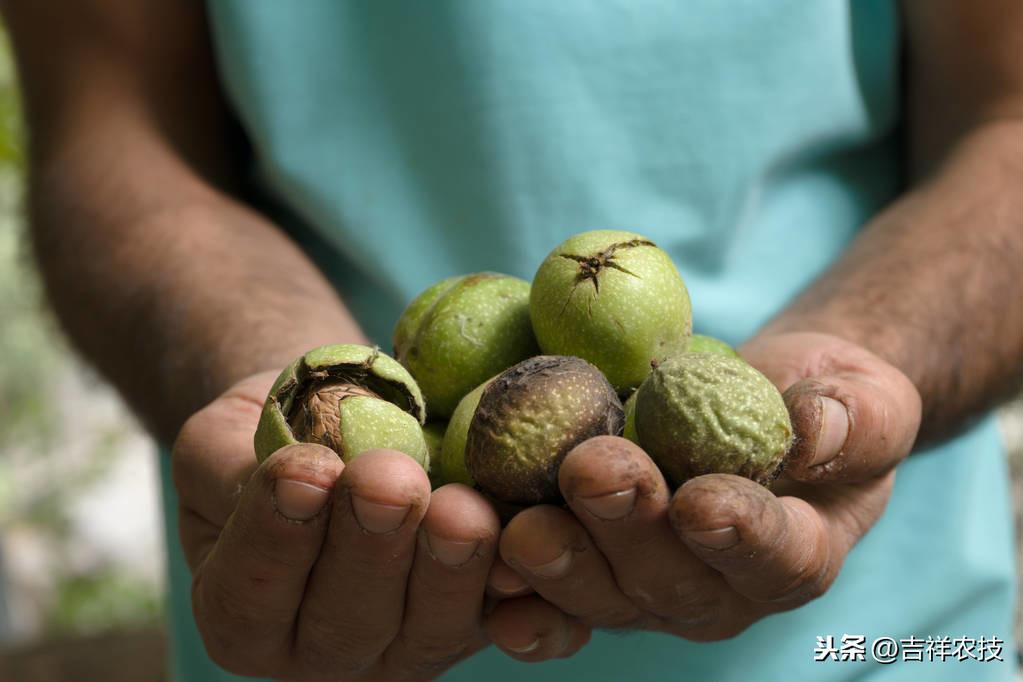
xmin=634 ymin=352 xmax=792 ymax=486
xmin=687 ymin=334 xmax=739 ymax=358
xmin=529 ymin=230 xmax=692 ymax=393
xmin=254 ymin=344 xmax=429 ymax=470
xmin=422 ymin=422 xmax=447 ymax=488
xmin=394 ymin=273 xmax=539 ymax=419
xmin=439 ymin=380 xmax=490 ymax=488
xmin=622 ymin=390 xmax=639 ymax=445
xmin=466 ymin=355 xmax=624 ymax=505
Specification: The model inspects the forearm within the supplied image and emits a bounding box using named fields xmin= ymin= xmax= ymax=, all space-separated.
xmin=4 ymin=1 xmax=365 ymax=444
xmin=762 ymin=121 xmax=1023 ymax=442
xmin=32 ymin=180 xmax=365 ymax=444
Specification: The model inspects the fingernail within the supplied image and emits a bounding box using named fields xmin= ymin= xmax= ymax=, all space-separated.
xmin=813 ymin=397 xmax=849 ymax=466
xmin=273 ymin=479 xmax=329 ymax=521
xmin=685 ymin=526 xmax=739 ymax=550
xmin=351 ymin=494 xmax=410 ymax=534
xmin=520 ymin=549 xmax=572 ymax=579
xmin=505 ymin=638 xmax=540 ymax=654
xmin=578 ymin=488 xmax=637 ymax=520
xmin=424 ymin=532 xmax=479 ymax=567
xmin=488 ymin=561 xmax=530 ymax=595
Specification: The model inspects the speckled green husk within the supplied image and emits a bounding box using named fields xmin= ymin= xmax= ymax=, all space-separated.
xmin=423 ymin=421 xmax=447 ymax=488
xmin=466 ymin=356 xmax=624 ymax=505
xmin=254 ymin=344 xmax=428 ymax=468
xmin=687 ymin=334 xmax=739 ymax=358
xmin=331 ymin=396 xmax=429 ymax=467
xmin=394 ymin=273 xmax=540 ymax=419
xmin=634 ymin=353 xmax=792 ymax=486
xmin=622 ymin=391 xmax=639 ymax=444
xmin=529 ymin=230 xmax=692 ymax=393
xmin=439 ymin=381 xmax=489 ymax=487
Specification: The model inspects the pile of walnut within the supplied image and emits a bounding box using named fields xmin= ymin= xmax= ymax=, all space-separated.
xmin=255 ymin=230 xmax=792 ymax=506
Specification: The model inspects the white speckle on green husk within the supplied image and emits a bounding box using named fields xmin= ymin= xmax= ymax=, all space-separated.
xmin=635 ymin=353 xmax=792 ymax=486
xmin=686 ymin=334 xmax=739 ymax=358
xmin=439 ymin=380 xmax=490 ymax=487
xmin=394 ymin=273 xmax=539 ymax=419
xmin=423 ymin=422 xmax=447 ymax=488
xmin=530 ymin=230 xmax=692 ymax=393
xmin=337 ymin=396 xmax=430 ymax=468
xmin=254 ymin=343 xmax=428 ymax=464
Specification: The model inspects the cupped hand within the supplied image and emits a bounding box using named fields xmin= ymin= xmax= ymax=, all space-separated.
xmin=171 ymin=371 xmax=583 ymax=680
xmin=485 ymin=332 xmax=921 ymax=645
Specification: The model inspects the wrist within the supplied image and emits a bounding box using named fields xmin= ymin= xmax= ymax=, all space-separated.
xmin=757 ymin=313 xmax=912 ymax=379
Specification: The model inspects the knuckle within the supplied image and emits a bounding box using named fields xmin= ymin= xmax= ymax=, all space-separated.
xmin=584 ymin=606 xmax=645 ymax=630
xmin=760 ymin=558 xmax=834 ymax=605
xmin=197 ymin=571 xmax=256 ymax=631
xmin=668 ymin=588 xmax=723 ymax=623
xmin=779 ymin=564 xmax=834 ymax=605
xmin=169 ymin=412 xmax=206 ymax=477
xmin=299 ymin=617 xmax=396 ymax=676
xmin=300 ymin=637 xmax=376 ymax=679
xmin=675 ymin=614 xmax=755 ymax=642
xmin=407 ymin=559 xmax=477 ymax=599
xmin=626 ymin=582 xmax=724 ymax=628
xmin=195 ymin=597 xmax=270 ymax=677
xmin=232 ymin=512 xmax=313 ymax=574
xmin=197 ymin=581 xmax=265 ymax=648
xmin=392 ymin=631 xmax=473 ymax=674
xmin=193 ymin=568 xmax=291 ymax=665
xmin=323 ymin=530 xmax=418 ymax=580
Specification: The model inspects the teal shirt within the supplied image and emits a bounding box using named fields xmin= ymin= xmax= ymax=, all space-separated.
xmin=162 ymin=1 xmax=1017 ymax=679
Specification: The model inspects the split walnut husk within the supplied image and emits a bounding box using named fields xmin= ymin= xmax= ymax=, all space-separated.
xmin=253 ymin=344 xmax=429 ymax=469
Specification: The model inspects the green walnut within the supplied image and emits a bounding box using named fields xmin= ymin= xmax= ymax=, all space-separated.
xmin=530 ymin=230 xmax=692 ymax=393
xmin=423 ymin=422 xmax=447 ymax=489
xmin=254 ymin=344 xmax=430 ymax=470
xmin=687 ymin=334 xmax=739 ymax=358
xmin=622 ymin=391 xmax=639 ymax=444
xmin=466 ymin=355 xmax=624 ymax=506
xmin=634 ymin=353 xmax=792 ymax=486
xmin=438 ymin=380 xmax=489 ymax=488
xmin=394 ymin=272 xmax=540 ymax=419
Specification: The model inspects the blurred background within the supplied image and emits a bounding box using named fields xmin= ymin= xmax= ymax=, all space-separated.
xmin=0 ymin=26 xmax=167 ymax=682
xmin=0 ymin=22 xmax=1020 ymax=682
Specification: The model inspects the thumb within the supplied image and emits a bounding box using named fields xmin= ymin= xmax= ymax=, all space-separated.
xmin=780 ymin=353 xmax=921 ymax=483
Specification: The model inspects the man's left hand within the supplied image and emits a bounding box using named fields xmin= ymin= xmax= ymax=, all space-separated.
xmin=483 ymin=332 xmax=921 ymax=657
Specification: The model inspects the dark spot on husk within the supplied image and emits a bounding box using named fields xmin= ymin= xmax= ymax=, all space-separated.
xmin=465 ymin=355 xmax=624 ymax=505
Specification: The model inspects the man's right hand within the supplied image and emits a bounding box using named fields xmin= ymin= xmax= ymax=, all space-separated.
xmin=171 ymin=372 xmax=589 ymax=680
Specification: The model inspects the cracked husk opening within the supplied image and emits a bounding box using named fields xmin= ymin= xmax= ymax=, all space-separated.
xmin=287 ymin=381 xmax=379 ymax=452
xmin=558 ymin=238 xmax=654 ymax=293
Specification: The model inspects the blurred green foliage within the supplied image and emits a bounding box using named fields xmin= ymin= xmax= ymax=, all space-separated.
xmin=0 ymin=26 xmax=163 ymax=638
xmin=44 ymin=568 xmax=163 ymax=636
xmin=0 ymin=27 xmax=59 ymax=454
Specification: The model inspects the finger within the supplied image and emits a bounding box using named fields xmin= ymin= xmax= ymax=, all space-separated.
xmin=171 ymin=372 xmax=279 ymax=567
xmin=484 ymin=595 xmax=592 ymax=662
xmin=486 ymin=556 xmax=533 ymax=599
xmin=191 ymin=443 xmax=342 ymax=678
xmin=295 ymin=449 xmax=431 ymax=678
xmin=670 ymin=472 xmax=894 ymax=608
xmin=558 ymin=436 xmax=740 ymax=631
xmin=499 ymin=505 xmax=644 ymax=629
xmin=780 ymin=346 xmax=920 ymax=483
xmin=383 ymin=484 xmax=500 ymax=678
